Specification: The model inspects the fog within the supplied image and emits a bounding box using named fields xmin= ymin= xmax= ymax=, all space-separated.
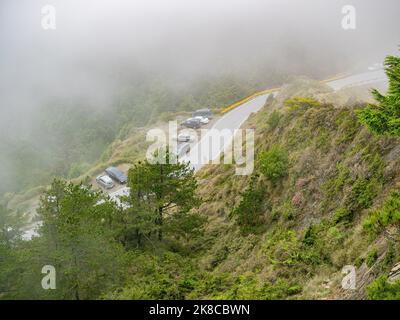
xmin=1 ymin=0 xmax=399 ymax=195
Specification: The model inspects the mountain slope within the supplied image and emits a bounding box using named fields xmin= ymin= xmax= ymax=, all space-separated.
xmin=191 ymin=78 xmax=400 ymax=299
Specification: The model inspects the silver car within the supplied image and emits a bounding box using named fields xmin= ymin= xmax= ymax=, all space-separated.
xmin=177 ymin=133 xmax=193 ymax=142
xmin=194 ymin=116 xmax=209 ymax=124
xmin=96 ymin=175 xmax=114 ymax=189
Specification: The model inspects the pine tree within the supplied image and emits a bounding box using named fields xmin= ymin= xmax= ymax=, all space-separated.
xmin=127 ymin=148 xmax=200 ymax=242
xmin=358 ymin=53 xmax=400 ymax=135
xmin=31 ymin=179 xmax=125 ymax=299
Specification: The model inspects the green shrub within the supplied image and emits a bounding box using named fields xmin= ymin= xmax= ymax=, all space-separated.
xmin=324 ymin=162 xmax=351 ymax=198
xmin=267 ymin=110 xmax=282 ymax=130
xmin=354 ymin=257 xmax=365 ymax=268
xmin=366 ymin=248 xmax=378 ymax=267
xmin=351 ymin=177 xmax=377 ymax=209
xmin=271 ymin=201 xmax=295 ymax=221
xmin=335 ymin=112 xmax=360 ymax=145
xmin=382 ymin=244 xmax=396 ymax=269
xmin=259 ymin=145 xmax=289 ymax=184
xmin=209 ymin=273 xmax=302 ymax=300
xmin=259 ymin=279 xmax=302 ymax=300
xmin=363 ymin=190 xmax=400 ymax=236
xmin=357 ymin=54 xmax=400 ymax=136
xmin=285 ymin=97 xmax=320 ymax=112
xmin=367 ymin=276 xmax=400 ymax=300
xmin=332 ymin=207 xmax=353 ymax=225
xmin=231 ymin=176 xmax=266 ymax=234
xmin=263 ymin=229 xmax=322 ymax=268
xmin=315 ymin=128 xmax=330 ymax=152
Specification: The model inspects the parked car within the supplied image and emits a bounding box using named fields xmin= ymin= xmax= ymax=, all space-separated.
xmin=177 ymin=143 xmax=191 ymax=157
xmin=194 ymin=116 xmax=209 ymax=124
xmin=105 ymin=167 xmax=127 ymax=184
xmin=96 ymin=175 xmax=114 ymax=189
xmin=177 ymin=133 xmax=193 ymax=142
xmin=182 ymin=118 xmax=201 ymax=129
xmin=193 ymin=108 xmax=213 ymax=119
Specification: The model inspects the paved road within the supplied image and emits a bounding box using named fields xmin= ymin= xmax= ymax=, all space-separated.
xmin=326 ymin=69 xmax=386 ymax=90
xmin=22 ymin=69 xmax=388 ymax=239
xmin=182 ymin=69 xmax=387 ymax=171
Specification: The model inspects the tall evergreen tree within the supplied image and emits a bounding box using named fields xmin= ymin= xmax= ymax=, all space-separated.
xmin=29 ymin=179 xmax=125 ymax=299
xmin=358 ymin=53 xmax=400 ymax=135
xmin=127 ymin=149 xmax=200 ymax=241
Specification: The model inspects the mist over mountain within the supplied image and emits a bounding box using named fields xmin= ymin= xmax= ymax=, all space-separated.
xmin=0 ymin=0 xmax=399 ymax=195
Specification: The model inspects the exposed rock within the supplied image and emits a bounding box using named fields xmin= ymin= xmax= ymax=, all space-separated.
xmin=388 ymin=262 xmax=400 ymax=283
xmin=385 ymin=145 xmax=400 ymax=162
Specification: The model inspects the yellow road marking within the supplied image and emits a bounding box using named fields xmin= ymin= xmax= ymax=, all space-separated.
xmin=220 ymin=73 xmax=349 ymax=114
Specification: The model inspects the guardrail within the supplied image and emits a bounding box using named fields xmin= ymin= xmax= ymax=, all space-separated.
xmin=220 ymin=73 xmax=349 ymax=114
xmin=220 ymin=87 xmax=280 ymax=114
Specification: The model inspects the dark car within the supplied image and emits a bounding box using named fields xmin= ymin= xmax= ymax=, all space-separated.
xmin=192 ymin=108 xmax=213 ymax=119
xmin=182 ymin=118 xmax=201 ymax=129
xmin=105 ymin=167 xmax=127 ymax=184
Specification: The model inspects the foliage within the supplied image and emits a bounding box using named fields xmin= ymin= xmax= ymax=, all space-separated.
xmin=230 ymin=175 xmax=266 ymax=233
xmin=126 ymin=148 xmax=201 ymax=243
xmin=267 ymin=110 xmax=282 ymax=130
xmin=259 ymin=145 xmax=289 ymax=184
xmin=222 ymin=274 xmax=301 ymax=300
xmin=351 ymin=177 xmax=377 ymax=210
xmin=0 ymin=205 xmax=24 ymax=296
xmin=366 ymin=248 xmax=378 ymax=267
xmin=367 ymin=276 xmax=400 ymax=300
xmin=32 ymin=179 xmax=125 ymax=300
xmin=363 ymin=190 xmax=400 ymax=238
xmin=263 ymin=229 xmax=323 ymax=269
xmin=1 ymin=76 xmax=256 ymax=197
xmin=285 ymin=97 xmax=320 ymax=112
xmin=358 ymin=54 xmax=400 ymax=136
xmin=106 ymin=251 xmax=197 ymax=299
xmin=271 ymin=201 xmax=295 ymax=221
xmin=332 ymin=207 xmax=353 ymax=225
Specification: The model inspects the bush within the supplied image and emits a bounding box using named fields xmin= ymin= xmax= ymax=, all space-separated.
xmin=363 ymin=190 xmax=400 ymax=236
xmin=263 ymin=229 xmax=322 ymax=268
xmin=366 ymin=248 xmax=378 ymax=267
xmin=259 ymin=145 xmax=289 ymax=184
xmin=357 ymin=54 xmax=400 ymax=136
xmin=231 ymin=176 xmax=266 ymax=234
xmin=271 ymin=201 xmax=295 ymax=221
xmin=284 ymin=97 xmax=320 ymax=112
xmin=351 ymin=177 xmax=376 ymax=209
xmin=367 ymin=276 xmax=400 ymax=300
xmin=201 ymin=272 xmax=302 ymax=300
xmin=267 ymin=110 xmax=282 ymax=130
xmin=332 ymin=207 xmax=353 ymax=225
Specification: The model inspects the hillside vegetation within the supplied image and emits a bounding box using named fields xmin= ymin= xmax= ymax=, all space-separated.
xmin=191 ymin=57 xmax=400 ymax=299
xmin=1 ymin=55 xmax=400 ymax=300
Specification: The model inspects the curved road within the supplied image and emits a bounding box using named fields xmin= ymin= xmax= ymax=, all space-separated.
xmin=22 ymin=69 xmax=387 ymax=239
xmin=109 ymin=68 xmax=387 ymax=202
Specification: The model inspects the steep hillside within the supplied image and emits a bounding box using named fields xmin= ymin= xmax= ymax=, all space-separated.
xmin=4 ymin=75 xmax=400 ymax=301
xmin=192 ymin=78 xmax=400 ymax=299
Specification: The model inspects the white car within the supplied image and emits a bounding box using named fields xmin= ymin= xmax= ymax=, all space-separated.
xmin=96 ymin=175 xmax=114 ymax=189
xmin=194 ymin=116 xmax=209 ymax=124
xmin=177 ymin=133 xmax=193 ymax=142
